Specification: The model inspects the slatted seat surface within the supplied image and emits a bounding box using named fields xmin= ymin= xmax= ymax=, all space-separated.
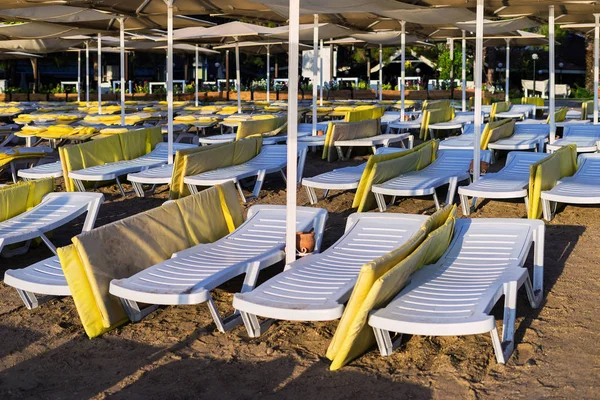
xmin=369 ymin=219 xmax=538 ymax=336
xmin=128 ymin=163 xmax=174 ymax=185
xmin=459 ymin=152 xmax=548 ymax=198
xmin=110 ymin=206 xmax=325 ymax=305
xmin=0 ymin=192 xmax=102 ymax=245
xmin=541 ymin=154 xmax=600 ymax=204
xmin=546 ymin=126 xmax=600 ymax=153
xmin=4 ymin=256 xmax=70 ymax=296
xmin=68 ymin=143 xmax=194 ymax=181
xmin=488 ymin=124 xmax=549 ymax=151
xmin=184 ymin=145 xmax=288 ymax=186
xmin=372 ymin=150 xmax=475 ymax=197
xmin=18 ymin=161 xmax=63 ymax=179
xmin=233 ymin=214 xmax=428 ymax=321
xmin=334 ymin=133 xmax=411 ymax=147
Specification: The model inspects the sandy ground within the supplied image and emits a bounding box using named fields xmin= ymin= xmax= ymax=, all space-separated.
xmin=0 ymin=147 xmax=599 ymax=399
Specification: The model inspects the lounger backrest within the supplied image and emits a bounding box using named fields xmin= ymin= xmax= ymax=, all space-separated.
xmin=581 ymin=100 xmax=594 ymax=120
xmin=236 ymin=116 xmax=287 ymax=140
xmin=0 ymin=178 xmax=54 ymax=222
xmin=528 ymin=144 xmax=577 ymax=219
xmin=545 ymin=107 xmax=568 ymax=124
xmin=353 ymin=140 xmax=439 ymax=212
xmin=322 ymin=119 xmax=380 ymax=161
xmin=490 ymin=101 xmax=511 ymax=121
xmin=563 ymin=125 xmax=600 ymax=138
xmin=57 ymin=182 xmax=243 ymax=339
xmin=481 ymin=119 xmax=515 ymax=149
xmin=420 ymin=106 xmax=454 ymax=140
xmin=327 ymin=205 xmax=457 ymax=370
xmin=422 ymin=99 xmax=451 ymax=110
xmin=513 ymin=124 xmax=550 ymax=136
xmin=169 ymin=137 xmax=263 ymax=199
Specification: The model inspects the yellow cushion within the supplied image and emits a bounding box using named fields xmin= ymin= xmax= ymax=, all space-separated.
xmin=236 ymin=116 xmax=286 ymax=140
xmin=25 ymin=178 xmax=54 ymax=210
xmin=490 ymin=101 xmax=511 ymax=121
xmin=0 ymin=183 xmax=30 ymax=222
xmin=353 ymin=140 xmax=438 ymax=212
xmin=481 ymin=119 xmax=514 ymax=150
xmin=521 ymin=97 xmax=544 ymax=107
xmin=528 ymin=144 xmax=577 ymax=219
xmin=327 ymin=205 xmax=456 ymax=370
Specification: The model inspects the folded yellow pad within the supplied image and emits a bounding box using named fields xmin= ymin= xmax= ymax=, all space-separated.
xmin=327 ymin=205 xmax=457 ymax=370
xmin=353 ymin=140 xmax=439 ymax=212
xmin=58 ymin=182 xmax=244 ymax=338
xmin=0 ymin=178 xmax=54 ymax=222
xmin=59 ymin=127 xmax=162 ymax=192
xmin=521 ymin=97 xmax=544 ymax=108
xmin=422 ymin=99 xmax=451 ymax=110
xmin=236 ymin=116 xmax=287 ymax=141
xmin=490 ymin=101 xmax=511 ymax=121
xmin=420 ymin=106 xmax=455 ymax=140
xmin=528 ymin=144 xmax=577 ymax=219
xmin=322 ymin=119 xmax=380 ymax=162
xmin=480 ymin=119 xmax=514 ymax=150
xmin=169 ymin=137 xmax=262 ymax=199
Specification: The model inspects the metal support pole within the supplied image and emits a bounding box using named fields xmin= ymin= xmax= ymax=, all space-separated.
xmin=85 ymin=42 xmax=89 ymax=106
xmin=549 ymin=6 xmax=556 ymax=142
xmin=449 ymin=38 xmax=454 ymax=99
xmin=266 ymin=45 xmax=270 ymax=102
xmin=235 ymin=40 xmax=242 ymax=114
xmin=166 ymin=0 xmax=174 ymax=164
xmin=473 ymin=0 xmax=484 ymax=181
xmin=195 ymin=44 xmax=199 ymax=107
xmin=77 ymin=50 xmax=81 ymax=103
xmin=97 ymin=33 xmax=102 ymax=114
xmin=462 ymin=30 xmax=467 ymax=112
xmin=400 ymin=21 xmax=406 ymax=121
xmin=319 ymin=38 xmax=324 ymax=106
xmin=285 ymin=0 xmax=300 ymax=264
xmin=505 ymin=39 xmax=511 ymax=103
xmin=312 ymin=14 xmax=318 ymax=135
xmin=119 ymin=18 xmax=126 ymax=126
xmin=595 ymin=14 xmax=599 ymax=124
xmin=379 ymin=44 xmax=383 ymax=101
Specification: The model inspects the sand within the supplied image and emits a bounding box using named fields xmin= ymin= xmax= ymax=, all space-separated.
xmin=0 ymin=149 xmax=599 ymax=399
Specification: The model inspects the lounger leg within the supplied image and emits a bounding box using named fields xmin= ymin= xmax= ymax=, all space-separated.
xmin=373 ymin=327 xmax=403 ymax=357
xmin=459 ymin=193 xmax=471 ymax=216
xmin=235 ymin=181 xmax=248 ymax=203
xmin=524 ymin=196 xmax=530 ymax=216
xmin=119 ymin=298 xmax=159 ymax=322
xmin=239 ymin=311 xmax=274 ymax=338
xmin=345 ymin=147 xmax=353 ymax=160
xmin=432 ymin=191 xmax=441 ymax=210
xmin=336 ymin=146 xmax=345 ymax=161
xmin=206 ymin=297 xmax=243 ymax=333
xmin=82 ymin=195 xmax=103 ymax=232
xmin=374 ymin=193 xmax=388 ymax=212
xmin=9 ymin=162 xmax=17 ymax=183
xmin=250 ymin=170 xmax=267 ymax=200
xmin=446 ymin=177 xmax=458 ymax=205
xmin=73 ymin=179 xmax=87 ymax=192
xmin=407 ymin=135 xmax=414 ymax=149
xmin=305 ymin=186 xmax=318 ymax=205
xmin=530 ymin=225 xmax=545 ymax=308
xmin=38 ymin=233 xmax=57 ymax=255
xmin=188 ymin=184 xmax=200 ymax=195
xmin=16 ymin=289 xmax=56 ymax=310
xmin=541 ymin=199 xmax=552 ymax=221
xmin=115 ymin=177 xmax=127 ymax=197
xmin=132 ymin=182 xmax=145 ymax=197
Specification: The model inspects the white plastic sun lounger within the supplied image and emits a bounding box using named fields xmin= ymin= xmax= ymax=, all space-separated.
xmin=428 ymin=112 xmax=475 ymax=140
xmin=368 ymin=218 xmax=544 ymax=364
xmin=371 ymin=149 xmax=492 ymax=212
xmin=233 ymin=213 xmax=429 ymax=337
xmin=184 ymin=145 xmax=307 ymax=202
xmin=68 ymin=142 xmax=195 ymax=196
xmin=495 ymin=104 xmax=536 ymax=120
xmin=546 ymin=125 xmax=600 ymax=154
xmin=487 ymin=124 xmax=549 ymax=153
xmin=386 ymin=117 xmax=422 ymax=133
xmin=540 ymin=153 xmax=600 ymax=220
xmin=197 ymin=123 xmax=320 ymax=146
xmin=109 ymin=205 xmax=328 ymax=332
xmin=2 ymin=192 xmax=104 ymax=309
xmin=333 ymin=132 xmax=413 ymax=160
xmin=302 ymin=147 xmax=405 ymax=205
xmin=128 ymin=164 xmax=175 ymax=197
xmin=458 ymin=152 xmax=549 ymax=216
xmin=18 ymin=161 xmax=63 ymax=180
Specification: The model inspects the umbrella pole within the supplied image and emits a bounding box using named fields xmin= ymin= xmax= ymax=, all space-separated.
xmin=473 ymin=0 xmax=483 ymax=182
xmin=400 ymin=21 xmax=406 ymax=121
xmin=120 ymin=18 xmax=126 ymax=126
xmin=505 ymin=39 xmax=510 ymax=103
xmin=595 ymin=14 xmax=599 ymax=125
xmin=86 ymin=42 xmax=89 ymax=107
xmin=98 ymin=33 xmax=102 ymax=115
xmin=319 ymin=39 xmax=323 ymax=106
xmin=379 ymin=44 xmax=383 ymax=101
xmin=286 ymin=0 xmax=300 ymax=265
xmin=167 ymin=0 xmax=174 ymax=164
xmin=195 ymin=44 xmax=199 ymax=107
xmin=549 ymin=6 xmax=556 ymax=143
xmin=77 ymin=50 xmax=81 ymax=103
xmin=235 ymin=40 xmax=242 ymax=114
xmin=266 ymin=45 xmax=270 ymax=103
xmin=312 ymin=14 xmax=318 ymax=136
xmin=462 ymin=31 xmax=467 ymax=112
